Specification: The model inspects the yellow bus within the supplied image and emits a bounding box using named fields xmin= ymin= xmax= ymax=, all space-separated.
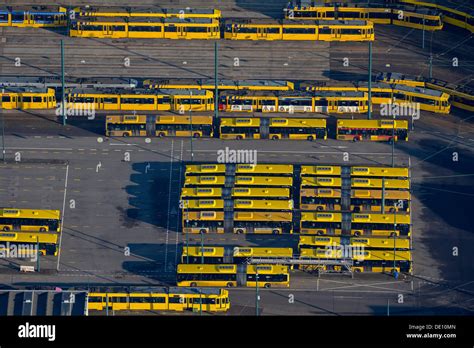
xmin=351 ymin=166 xmax=409 ymax=179
xmin=235 ymin=164 xmax=294 ymax=176
xmin=0 ymin=208 xmax=61 ymax=232
xmin=232 ymin=187 xmax=290 ymax=199
xmin=105 ymin=115 xmax=213 ymax=137
xmin=298 ymin=235 xmax=411 ymax=250
xmin=185 ymin=164 xmax=226 ymax=175
xmin=351 ymin=213 xmax=411 ymax=237
xmin=0 ymin=231 xmax=59 ymax=256
xmin=301 ymin=176 xmax=342 ymax=188
xmin=351 ymin=178 xmax=410 ymax=190
xmin=144 ymin=78 xmax=293 ymax=91
xmin=268 ymin=118 xmax=327 ymax=140
xmin=351 ymin=189 xmax=411 ymax=213
xmin=233 ymin=199 xmax=293 ymax=211
xmin=299 ymin=248 xmax=412 ymax=273
xmin=181 ymin=246 xmax=293 ymax=264
xmin=219 ymin=118 xmax=260 ymax=139
xmin=300 ymin=188 xmax=342 ymax=211
xmin=74 ymin=8 xmax=222 ymax=19
xmin=300 ymin=212 xmax=342 ymax=235
xmin=336 ymin=119 xmax=409 ymax=142
xmin=180 ymin=187 xmax=223 ymax=199
xmin=176 ymin=264 xmax=290 ymax=288
xmin=301 ymin=165 xmax=341 ymax=176
xmin=184 ymin=175 xmax=226 ymax=187
xmin=181 ymin=210 xmax=293 ymax=234
xmin=182 ymin=211 xmax=224 ymax=234
xmin=234 ymin=175 xmax=293 ymax=187
xmin=234 ymin=211 xmax=293 ymax=234
xmin=88 ymin=287 xmax=230 ymax=313
xmin=0 ymin=87 xmax=56 ymax=109
xmin=183 ymin=199 xmax=224 ymax=210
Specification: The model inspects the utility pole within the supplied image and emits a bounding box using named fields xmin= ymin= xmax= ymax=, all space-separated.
xmin=368 ymin=41 xmax=372 ymax=120
xmin=214 ymin=41 xmax=219 ymax=121
xmin=61 ymin=40 xmax=66 ymax=126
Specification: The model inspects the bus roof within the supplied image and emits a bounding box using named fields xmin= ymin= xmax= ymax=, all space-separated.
xmin=336 ymin=119 xmax=408 ymax=128
xmin=235 ymin=164 xmax=293 ymax=174
xmin=233 ymin=211 xmax=292 ymax=221
xmin=351 ymin=166 xmax=409 ymax=178
xmin=301 ymin=212 xmax=342 ymax=222
xmin=0 ymin=208 xmax=60 ymax=220
xmin=219 ymin=118 xmax=261 ymax=127
xmin=182 ymin=211 xmax=224 ymax=220
xmin=177 ymin=264 xmax=237 ymax=273
xmin=301 ymin=165 xmax=341 ymax=176
xmin=234 ymin=176 xmax=293 ymax=186
xmin=351 ymin=189 xmax=411 ymax=200
xmin=352 ymin=213 xmax=410 ymax=224
xmin=185 ymin=164 xmax=226 ymax=174
xmin=232 ymin=187 xmax=290 ymax=198
xmin=181 ymin=187 xmax=223 ymax=197
xmin=269 ymin=118 xmax=326 ymax=127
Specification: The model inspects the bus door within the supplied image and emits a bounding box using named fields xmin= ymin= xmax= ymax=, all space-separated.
xmin=146 ymin=115 xmax=157 ymax=136
xmin=257 ymin=27 xmax=267 ymax=39
xmin=332 ymin=28 xmax=341 ymax=40
xmin=260 ymin=117 xmax=270 ymax=139
xmin=178 ymin=26 xmax=186 ymax=38
xmin=237 ymin=264 xmax=247 ymax=287
xmin=104 ymin=25 xmax=113 ymax=37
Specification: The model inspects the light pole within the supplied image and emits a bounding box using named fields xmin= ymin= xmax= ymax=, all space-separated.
xmin=214 ymin=41 xmax=219 ymax=121
xmin=368 ymin=41 xmax=372 ymax=120
xmin=1 ymin=101 xmax=5 ymax=163
xmin=188 ymin=90 xmax=194 ymax=162
xmin=391 ymin=115 xmax=396 ymax=167
xmin=61 ymin=40 xmax=66 ymax=126
xmin=255 ymin=270 xmax=259 ymax=316
xmin=199 ymin=288 xmax=202 ymax=316
xmin=422 ymin=18 xmax=425 ymax=50
xmin=200 ymin=231 xmax=204 ymax=264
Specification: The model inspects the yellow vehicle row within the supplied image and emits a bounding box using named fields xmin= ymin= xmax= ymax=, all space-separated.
xmin=88 ymin=287 xmax=229 ymax=312
xmin=0 ymin=208 xmax=62 ymax=256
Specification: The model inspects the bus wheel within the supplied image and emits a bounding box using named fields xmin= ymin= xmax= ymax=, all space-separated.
xmin=353 ymin=137 xmax=359 ymax=142
xmin=3 ymin=226 xmax=10 ymax=231
xmin=272 ymin=229 xmax=279 ymax=235
xmin=226 ymin=282 xmax=234 ymax=288
xmin=193 ymin=133 xmax=200 ymax=138
xmin=354 ymin=231 xmax=361 ymax=237
xmin=199 ymin=229 xmax=207 ymax=234
xmin=317 ymin=230 xmax=324 ymax=236
xmin=236 ymin=229 xmax=244 ymax=234
xmin=354 ymin=268 xmax=361 ymax=273
xmin=123 ymin=133 xmax=129 ymax=137
xmin=271 ymin=135 xmax=279 ymax=140
xmin=39 ymin=227 xmax=46 ymax=232
xmin=236 ymin=135 xmax=243 ymax=140
xmin=316 ymin=206 xmax=323 ymax=211
xmin=389 ymin=207 xmax=395 ymax=213
xmin=390 ymin=232 xmax=397 ymax=237
xmin=190 ymin=282 xmax=197 ymax=287
xmin=264 ymin=283 xmax=271 ymax=288
xmin=158 ymin=132 xmax=165 ymax=138
xmin=307 ymin=136 xmax=314 ymax=141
